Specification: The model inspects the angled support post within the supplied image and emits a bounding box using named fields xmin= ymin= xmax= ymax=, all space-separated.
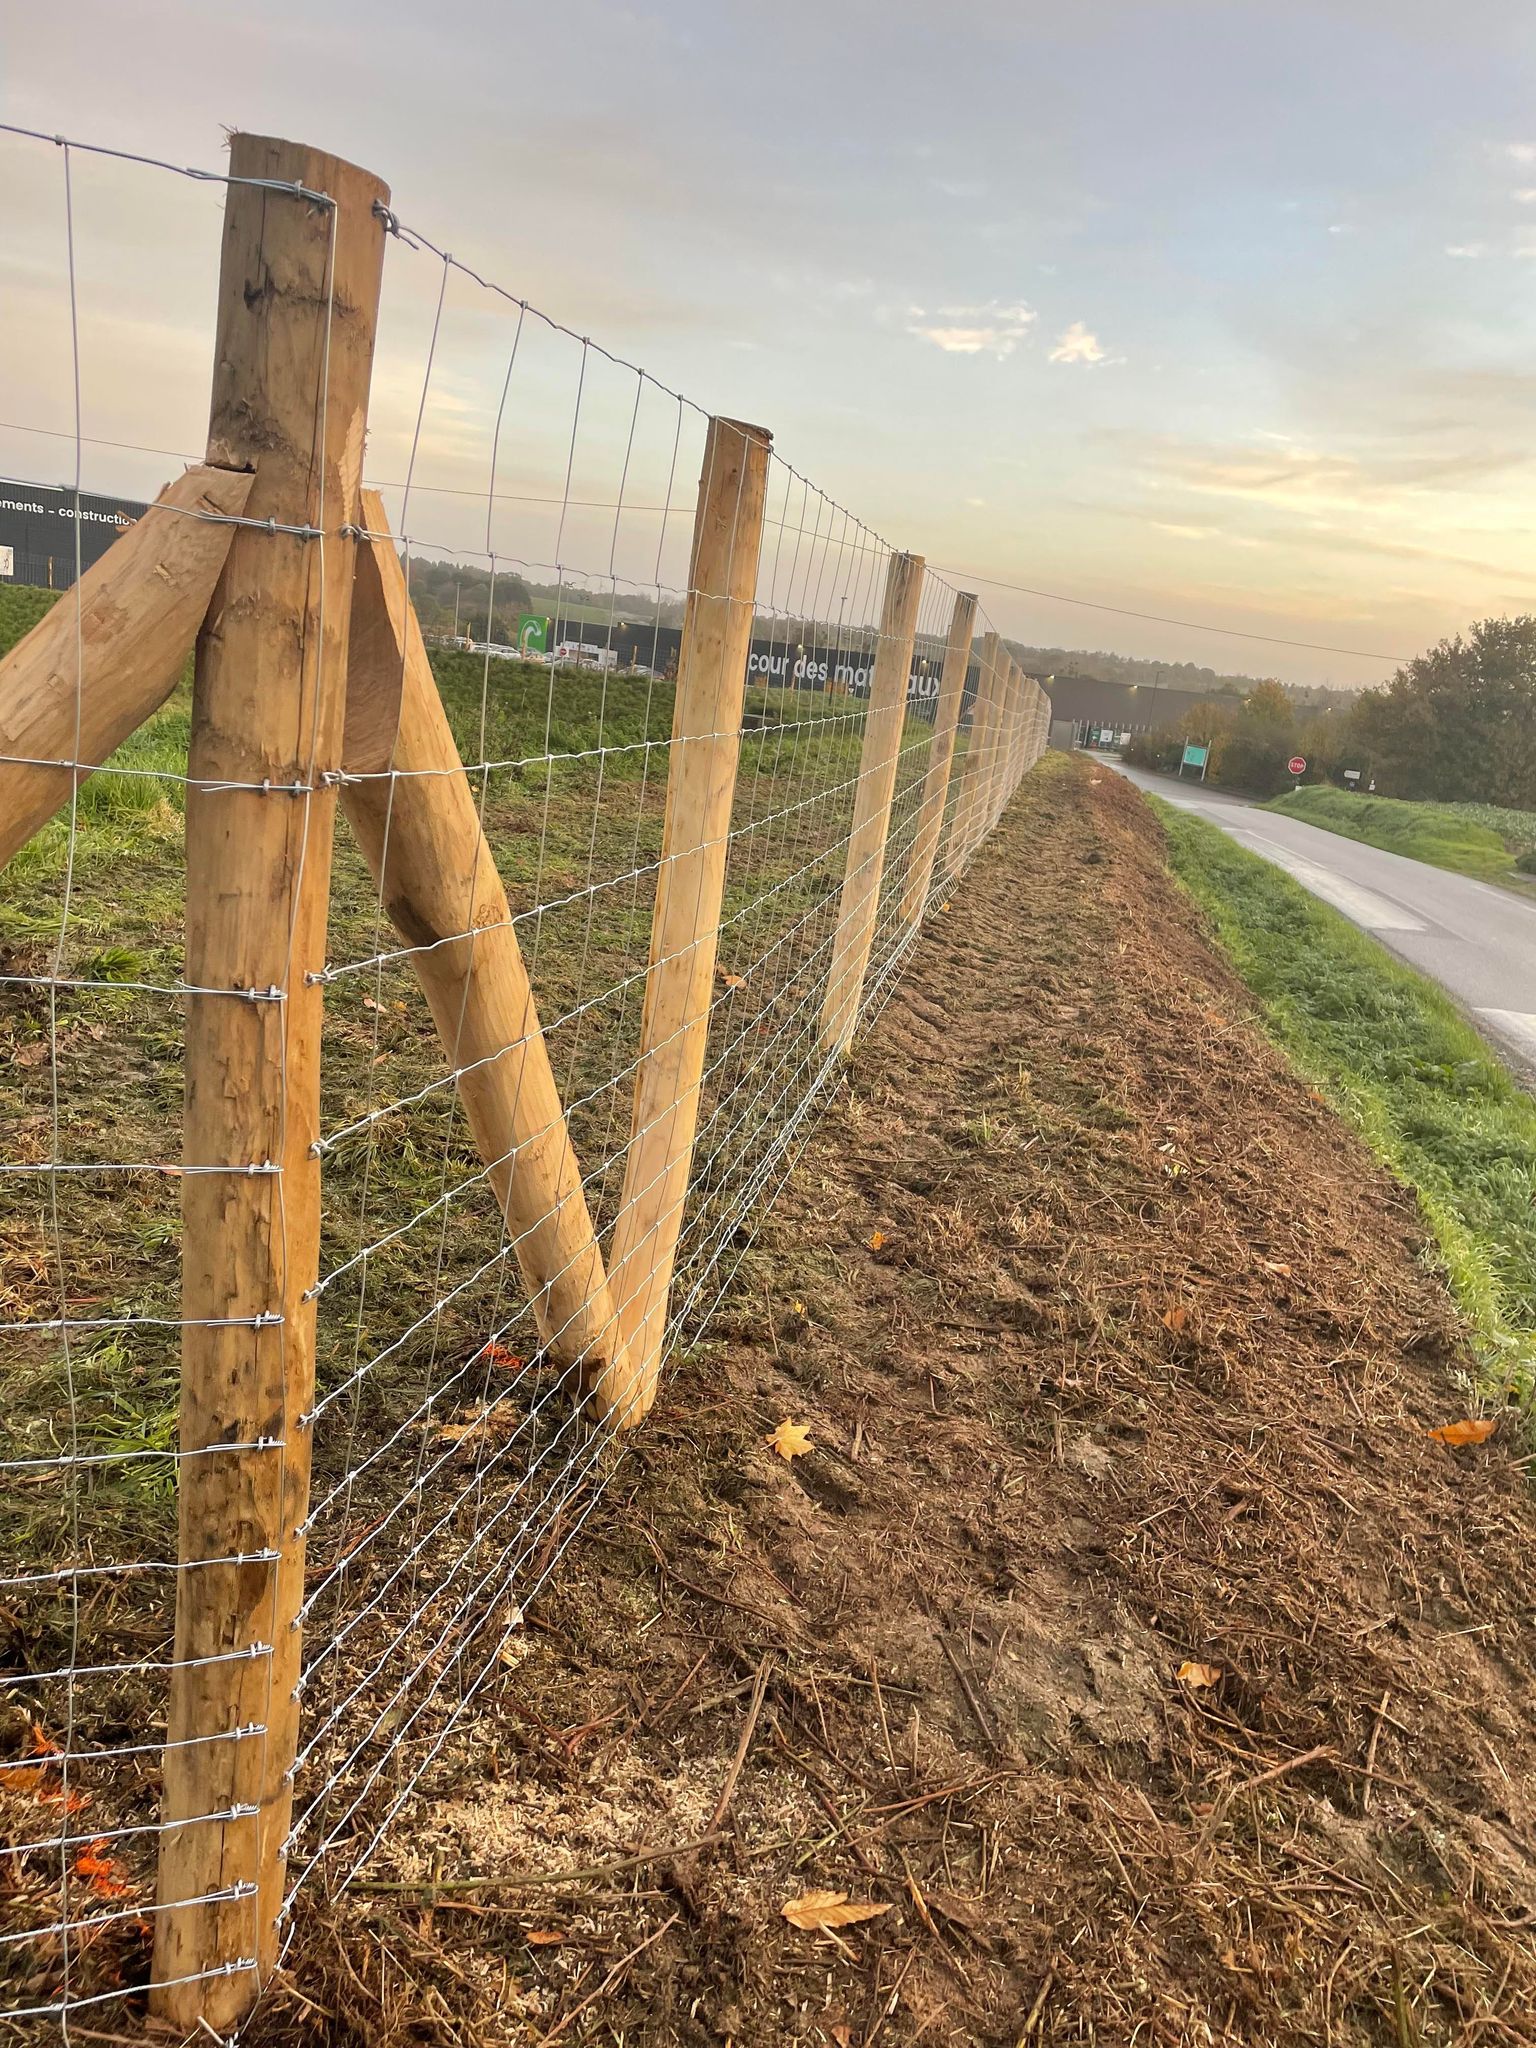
xmin=0 ymin=466 xmax=254 ymax=869
xmin=339 ymin=491 xmax=636 ymax=1407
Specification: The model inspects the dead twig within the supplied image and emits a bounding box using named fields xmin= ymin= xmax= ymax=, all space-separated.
xmin=1197 ymin=1743 xmax=1336 ymax=1851
xmin=708 ymin=1653 xmax=774 ymax=1831
xmin=1361 ymin=1689 xmax=1391 ymax=1815
xmin=865 ymin=1948 xmax=919 ymax=2048
xmin=1016 ymin=1969 xmax=1055 ymax=2043
xmin=537 ymin=1911 xmax=681 ymax=2047
xmin=937 ymin=1630 xmax=1000 ymax=1752
xmin=349 ymin=1836 xmax=725 ymax=1898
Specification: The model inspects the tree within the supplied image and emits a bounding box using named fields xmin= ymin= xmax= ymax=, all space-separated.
xmin=1351 ymin=617 xmax=1536 ymax=808
xmin=1209 ymin=680 xmax=1298 ymax=795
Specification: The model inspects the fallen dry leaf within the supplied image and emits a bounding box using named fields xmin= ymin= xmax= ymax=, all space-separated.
xmin=477 ymin=1342 xmax=525 ymax=1373
xmin=767 ymin=1419 xmax=813 ymax=1461
xmin=1427 ymin=1417 xmax=1497 ymax=1447
xmin=525 ymin=1929 xmax=565 ymax=1946
xmin=1176 ymin=1660 xmax=1222 ymax=1689
xmin=73 ymin=1839 xmax=132 ymax=1899
xmin=867 ymin=1230 xmax=887 ymax=1251
xmin=716 ymin=969 xmax=746 ymax=990
xmin=781 ymin=1888 xmax=891 ymax=1932
xmin=1161 ymin=1304 xmax=1189 ymax=1334
xmin=1261 ymin=1259 xmax=1293 ymax=1277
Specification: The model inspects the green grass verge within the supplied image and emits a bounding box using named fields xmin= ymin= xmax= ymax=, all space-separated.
xmin=1263 ymin=784 xmax=1524 ymax=881
xmin=1157 ymin=800 xmax=1536 ymax=1407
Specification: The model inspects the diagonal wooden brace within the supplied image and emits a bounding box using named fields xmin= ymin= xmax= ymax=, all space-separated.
xmin=339 ymin=492 xmax=636 ymax=1406
xmin=0 ymin=465 xmax=255 ymax=869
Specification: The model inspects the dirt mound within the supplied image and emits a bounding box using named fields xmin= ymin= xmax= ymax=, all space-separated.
xmin=254 ymin=756 xmax=1536 ymax=2048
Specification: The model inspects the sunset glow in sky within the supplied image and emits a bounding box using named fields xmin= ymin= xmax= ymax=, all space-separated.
xmin=5 ymin=0 xmax=1536 ymax=685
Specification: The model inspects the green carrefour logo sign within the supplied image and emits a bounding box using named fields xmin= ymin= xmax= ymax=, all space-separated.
xmin=517 ymin=613 xmax=550 ymax=656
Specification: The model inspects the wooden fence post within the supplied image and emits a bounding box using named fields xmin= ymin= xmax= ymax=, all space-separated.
xmin=152 ymin=136 xmax=387 ymax=2031
xmin=953 ymin=627 xmax=1001 ymax=862
xmin=1001 ymin=663 xmax=1023 ymax=808
xmin=339 ymin=496 xmax=639 ymax=1417
xmin=989 ymin=657 xmax=1020 ymax=833
xmin=603 ymin=417 xmax=773 ymax=1423
xmin=819 ymin=550 xmax=925 ymax=1054
xmin=899 ymin=588 xmax=975 ymax=928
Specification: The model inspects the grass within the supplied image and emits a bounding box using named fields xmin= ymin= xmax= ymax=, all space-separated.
xmin=1158 ymin=800 xmax=1536 ymax=1407
xmin=1442 ymin=798 xmax=1536 ymax=862
xmin=1264 ymin=784 xmax=1528 ymax=882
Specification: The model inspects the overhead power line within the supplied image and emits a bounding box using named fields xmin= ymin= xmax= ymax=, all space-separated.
xmin=0 ymin=416 xmax=1411 ymax=662
xmin=930 ymin=566 xmax=1410 ymax=664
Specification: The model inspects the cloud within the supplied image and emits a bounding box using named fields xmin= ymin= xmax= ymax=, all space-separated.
xmin=1114 ymin=428 xmax=1534 ymax=513
xmin=907 ymin=300 xmax=1035 ymax=357
xmin=1515 ymin=189 xmax=1536 ymax=204
xmin=1445 ymin=242 xmax=1489 ymax=258
xmin=1509 ymin=143 xmax=1536 ymax=163
xmin=1049 ymin=321 xmax=1111 ymax=366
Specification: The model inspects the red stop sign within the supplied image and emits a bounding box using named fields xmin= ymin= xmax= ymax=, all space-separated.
xmin=1287 ymin=755 xmax=1307 ymax=776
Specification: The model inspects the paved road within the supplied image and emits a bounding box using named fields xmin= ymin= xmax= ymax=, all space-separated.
xmin=1105 ymin=759 xmax=1536 ymax=1084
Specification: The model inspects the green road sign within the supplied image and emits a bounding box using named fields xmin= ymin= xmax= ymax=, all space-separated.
xmin=517 ymin=613 xmax=551 ymax=656
xmin=1181 ymin=743 xmax=1208 ymax=768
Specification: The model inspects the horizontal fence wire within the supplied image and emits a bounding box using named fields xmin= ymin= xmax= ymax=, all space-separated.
xmin=0 ymin=127 xmax=1047 ymax=2035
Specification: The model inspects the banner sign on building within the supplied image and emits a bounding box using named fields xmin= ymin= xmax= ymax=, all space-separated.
xmin=0 ymin=482 xmax=147 ymax=588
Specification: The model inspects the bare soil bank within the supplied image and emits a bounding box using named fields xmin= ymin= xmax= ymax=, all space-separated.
xmin=250 ymin=756 xmax=1536 ymax=2046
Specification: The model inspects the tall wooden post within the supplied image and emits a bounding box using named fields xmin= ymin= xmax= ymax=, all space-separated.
xmin=340 ymin=498 xmax=638 ymax=1415
xmin=986 ymin=658 xmax=1018 ymax=834
xmin=152 ymin=137 xmax=387 ymax=2030
xmin=954 ymin=628 xmax=1001 ymax=863
xmin=998 ymin=659 xmax=1024 ymax=819
xmin=603 ymin=417 xmax=772 ymax=1423
xmin=899 ymin=589 xmax=975 ymax=928
xmin=819 ymin=550 xmax=925 ymax=1054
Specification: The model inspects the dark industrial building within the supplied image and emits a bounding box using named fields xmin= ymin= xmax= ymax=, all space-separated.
xmin=1039 ymin=671 xmax=1230 ymax=739
xmin=0 ymin=480 xmax=148 ymax=590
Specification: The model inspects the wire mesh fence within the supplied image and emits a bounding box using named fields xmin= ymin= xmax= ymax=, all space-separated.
xmin=0 ymin=124 xmax=1048 ymax=2038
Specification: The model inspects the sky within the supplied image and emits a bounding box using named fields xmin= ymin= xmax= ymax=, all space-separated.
xmin=5 ymin=0 xmax=1536 ymax=686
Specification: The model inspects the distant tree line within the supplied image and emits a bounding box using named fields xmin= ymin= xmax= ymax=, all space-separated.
xmin=401 ymin=557 xmax=691 ymax=643
xmin=1005 ymin=642 xmax=1355 ymax=715
xmin=1123 ymin=616 xmax=1536 ymax=810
